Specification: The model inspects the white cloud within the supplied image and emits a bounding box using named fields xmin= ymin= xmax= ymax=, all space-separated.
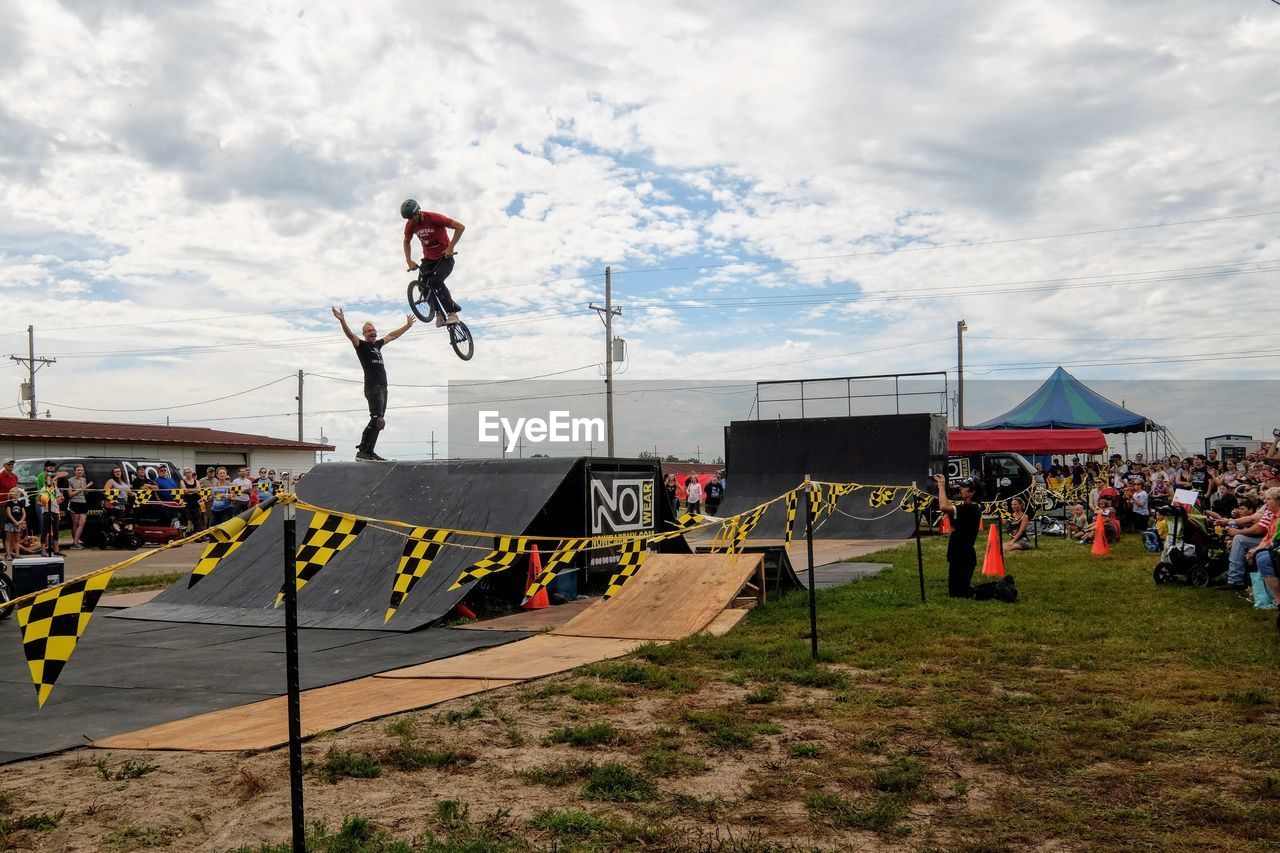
xmin=0 ymin=0 xmax=1276 ymax=456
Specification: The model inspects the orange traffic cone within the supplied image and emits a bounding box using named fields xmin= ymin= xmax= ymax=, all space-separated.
xmin=979 ymin=515 xmax=986 ymax=532
xmin=939 ymin=513 xmax=953 ymax=534
xmin=522 ymin=543 xmax=550 ymax=610
xmin=981 ymin=522 xmax=1005 ymax=577
xmin=1091 ymin=512 xmax=1110 ymax=556
xmin=451 ymin=602 xmax=477 ymax=620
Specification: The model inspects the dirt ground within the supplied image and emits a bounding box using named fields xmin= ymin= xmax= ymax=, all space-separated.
xmin=0 ymin=670 xmax=927 ymax=852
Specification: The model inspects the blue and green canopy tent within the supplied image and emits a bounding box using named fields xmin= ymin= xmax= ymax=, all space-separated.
xmin=971 ymin=367 xmax=1155 ymax=434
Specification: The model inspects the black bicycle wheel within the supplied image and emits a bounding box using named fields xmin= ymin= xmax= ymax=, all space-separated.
xmin=0 ymin=572 xmax=14 ymax=620
xmin=407 ymin=280 xmax=436 ymax=324
xmin=449 ymin=321 xmax=474 ymax=361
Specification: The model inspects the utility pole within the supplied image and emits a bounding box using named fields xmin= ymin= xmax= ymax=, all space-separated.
xmin=589 ymin=266 xmax=621 ymax=457
xmin=428 ymin=430 xmax=437 ymax=461
xmin=956 ymin=319 xmax=968 ymax=428
xmin=296 ymin=370 xmax=304 ymax=442
xmin=10 ymin=326 xmax=55 ymax=420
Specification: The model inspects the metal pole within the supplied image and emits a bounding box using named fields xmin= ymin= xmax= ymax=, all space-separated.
xmin=913 ymin=483 xmax=926 ymax=603
xmin=605 ymin=267 xmax=615 ymax=456
xmin=296 ymin=370 xmax=304 ymax=443
xmin=281 ymin=495 xmax=305 ymax=852
xmin=803 ymin=477 xmax=818 ymax=661
xmin=27 ymin=326 xmax=35 ymax=419
xmin=956 ymin=320 xmax=967 ymax=428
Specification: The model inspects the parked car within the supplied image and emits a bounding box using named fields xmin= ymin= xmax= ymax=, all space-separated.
xmin=14 ymin=456 xmax=185 ymax=547
xmin=946 ymin=451 xmax=1047 ymax=507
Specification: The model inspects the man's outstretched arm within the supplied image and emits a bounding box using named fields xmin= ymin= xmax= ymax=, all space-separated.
xmin=332 ymin=307 xmax=359 ymax=346
xmin=382 ymin=314 xmax=415 ymax=344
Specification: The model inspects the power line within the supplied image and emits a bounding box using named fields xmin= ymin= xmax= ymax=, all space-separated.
xmin=43 ymin=375 xmax=294 ymax=412
xmin=607 ymin=209 xmax=1280 ymax=279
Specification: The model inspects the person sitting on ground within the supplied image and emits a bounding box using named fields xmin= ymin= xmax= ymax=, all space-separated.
xmin=1213 ymin=494 xmax=1268 ymax=591
xmin=17 ymin=534 xmax=42 ymax=556
xmin=1078 ymin=498 xmax=1120 ymax=544
xmin=1065 ymin=502 xmax=1089 ymax=538
xmin=1004 ymin=497 xmax=1032 ymax=553
xmin=1245 ymin=487 xmax=1280 ymax=608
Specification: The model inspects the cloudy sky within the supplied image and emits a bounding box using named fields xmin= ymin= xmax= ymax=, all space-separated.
xmin=1 ymin=0 xmax=1278 ymax=459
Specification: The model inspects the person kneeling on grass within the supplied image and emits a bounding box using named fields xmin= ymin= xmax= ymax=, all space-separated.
xmin=935 ymin=473 xmax=981 ymax=597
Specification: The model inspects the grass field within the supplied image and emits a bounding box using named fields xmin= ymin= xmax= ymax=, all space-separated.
xmin=3 ymin=534 xmax=1279 ymax=851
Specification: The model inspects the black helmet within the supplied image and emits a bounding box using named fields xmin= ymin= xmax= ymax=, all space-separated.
xmin=400 ymin=198 xmax=420 ymax=220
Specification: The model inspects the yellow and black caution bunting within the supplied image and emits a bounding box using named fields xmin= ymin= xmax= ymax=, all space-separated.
xmin=603 ymin=537 xmax=648 ymax=599
xmin=521 ymin=538 xmax=589 ymax=605
xmin=729 ymin=502 xmax=769 ymax=553
xmin=134 ymin=490 xmax=151 ymax=505
xmin=867 ymin=485 xmax=898 ymax=509
xmin=385 ymin=527 xmax=451 ymax=623
xmin=278 ymin=510 xmax=366 ymax=604
xmin=674 ymin=511 xmax=707 ymax=529
xmin=17 ymin=571 xmax=115 ymax=708
xmin=448 ymin=536 xmax=529 ymax=590
xmin=783 ymin=490 xmax=799 ymax=545
xmin=103 ymin=487 xmax=123 ymax=503
xmin=189 ymin=501 xmax=275 ymax=588
xmin=198 ymin=488 xmax=214 ymax=505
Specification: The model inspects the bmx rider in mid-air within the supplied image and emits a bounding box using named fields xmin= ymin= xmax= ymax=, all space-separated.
xmin=402 ymin=199 xmax=465 ymax=327
xmin=332 ymin=307 xmax=413 ymax=462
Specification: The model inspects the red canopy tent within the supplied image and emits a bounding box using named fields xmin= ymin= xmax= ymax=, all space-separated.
xmin=948 ymin=428 xmax=1107 ymax=455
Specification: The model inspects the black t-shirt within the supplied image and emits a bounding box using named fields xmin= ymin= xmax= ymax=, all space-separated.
xmin=947 ymin=502 xmax=981 ymax=556
xmin=356 ymin=339 xmax=388 ymax=387
xmin=1189 ymin=468 xmax=1210 ymax=494
xmin=704 ymin=482 xmax=723 ymax=501
xmin=6 ymin=500 xmax=24 ymax=524
xmin=1211 ymin=493 xmax=1238 ymax=517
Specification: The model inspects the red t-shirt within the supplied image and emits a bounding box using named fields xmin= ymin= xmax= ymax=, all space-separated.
xmin=405 ymin=211 xmax=453 ymax=261
xmin=0 ymin=470 xmax=17 ymax=496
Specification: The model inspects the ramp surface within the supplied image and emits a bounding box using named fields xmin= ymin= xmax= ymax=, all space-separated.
xmin=379 ymin=634 xmax=650 ymax=680
xmin=719 ymin=415 xmax=943 ymax=539
xmin=0 ymin=618 xmax=527 ymax=764
xmin=116 ymin=459 xmax=581 ymax=632
xmin=94 ymin=676 xmax=517 ymax=752
xmin=554 ymin=552 xmax=763 ymax=641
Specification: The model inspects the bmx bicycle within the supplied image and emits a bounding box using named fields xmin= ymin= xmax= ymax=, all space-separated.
xmin=407 ymin=265 xmax=474 ymax=362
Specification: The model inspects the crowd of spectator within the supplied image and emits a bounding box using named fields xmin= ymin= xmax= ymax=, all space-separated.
xmin=0 ymin=461 xmax=302 ymax=560
xmin=1036 ymin=439 xmax=1280 ymax=608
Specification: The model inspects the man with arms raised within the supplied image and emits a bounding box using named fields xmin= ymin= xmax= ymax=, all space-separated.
xmin=332 ymin=308 xmax=414 ymax=461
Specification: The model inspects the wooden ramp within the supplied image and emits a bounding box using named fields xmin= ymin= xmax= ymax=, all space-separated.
xmin=456 ymin=597 xmax=596 ymax=632
xmin=377 ymin=634 xmax=651 ymax=681
xmin=93 ymin=676 xmax=516 ymax=752
xmin=93 ymin=554 xmax=759 ymax=753
xmin=554 ymin=552 xmax=763 ymax=641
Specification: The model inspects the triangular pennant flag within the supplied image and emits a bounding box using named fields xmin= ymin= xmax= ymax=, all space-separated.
xmin=448 ymin=536 xmax=529 ymax=590
xmin=17 ymin=570 xmax=115 ymax=707
xmin=981 ymin=521 xmax=1005 ymax=577
xmin=729 ymin=503 xmax=768 ymax=553
xmin=189 ymin=502 xmax=274 ymax=587
xmin=783 ymin=490 xmax=799 ymax=545
xmin=385 ymin=527 xmax=450 ymax=622
xmin=604 ymin=537 xmax=648 ymax=599
xmin=278 ymin=511 xmax=366 ymax=604
xmin=674 ymin=511 xmax=706 ymax=529
xmin=522 ymin=538 xmax=588 ymax=604
xmin=867 ymin=486 xmax=898 ymax=509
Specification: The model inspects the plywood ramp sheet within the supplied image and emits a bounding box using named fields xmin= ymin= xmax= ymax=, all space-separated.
xmin=378 ymin=634 xmax=649 ymax=681
xmin=554 ymin=552 xmax=763 ymax=641
xmin=92 ymin=676 xmax=515 ymax=752
xmin=701 ymin=608 xmax=750 ymax=637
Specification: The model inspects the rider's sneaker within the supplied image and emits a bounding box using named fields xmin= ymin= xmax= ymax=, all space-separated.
xmin=446 ymin=313 xmax=460 ymax=325
xmin=435 ymin=315 xmax=447 ymax=328
xmin=355 ymin=449 xmax=376 ymax=461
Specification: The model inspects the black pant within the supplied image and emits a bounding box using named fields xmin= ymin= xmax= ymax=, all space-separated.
xmin=360 ymin=384 xmax=389 ymax=453
xmin=420 ymin=257 xmax=461 ymax=314
xmin=947 ymin=546 xmax=976 ymax=598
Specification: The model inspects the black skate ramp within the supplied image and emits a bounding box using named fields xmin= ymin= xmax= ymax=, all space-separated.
xmin=117 ymin=457 xmax=680 ymax=632
xmin=116 ymin=458 xmax=584 ymax=632
xmin=719 ymin=414 xmax=945 ymax=539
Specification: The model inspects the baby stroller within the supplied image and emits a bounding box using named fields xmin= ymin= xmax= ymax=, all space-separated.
xmin=1152 ymin=504 xmax=1226 ymax=587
